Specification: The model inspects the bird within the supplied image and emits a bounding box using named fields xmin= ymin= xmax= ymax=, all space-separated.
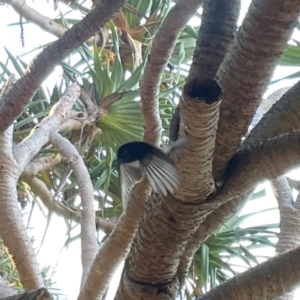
xmin=116 ymin=141 xmax=179 ymax=209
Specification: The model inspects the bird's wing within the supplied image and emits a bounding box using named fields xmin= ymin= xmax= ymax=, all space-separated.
xmin=141 ymin=155 xmax=178 ymax=196
xmin=119 ymin=161 xmax=143 ymax=209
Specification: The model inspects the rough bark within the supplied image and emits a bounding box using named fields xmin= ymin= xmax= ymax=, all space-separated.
xmin=188 ymin=131 xmax=300 ymax=252
xmin=243 ymin=80 xmax=300 ymax=149
xmin=213 ymin=0 xmax=300 ymax=184
xmin=211 ymin=132 xmax=300 ymax=208
xmin=78 ymin=181 xmax=151 ymax=300
xmin=272 ymin=177 xmax=300 ymax=253
xmin=177 ymin=195 xmax=241 ymax=286
xmin=0 ymin=288 xmax=52 ymax=300
xmin=187 ymin=0 xmax=240 ymax=82
xmin=115 ymin=192 xmax=202 ymax=300
xmin=271 ymin=176 xmax=300 ymax=300
xmin=116 ymin=79 xmax=221 ymax=299
xmin=175 ymin=1 xmax=240 ymax=285
xmin=141 ymin=0 xmax=203 ymax=146
xmin=248 ymin=87 xmax=291 ymax=133
xmin=174 ymin=78 xmax=221 ymax=201
xmin=0 ymin=131 xmax=43 ymax=290
xmin=197 ymin=246 xmax=300 ymax=300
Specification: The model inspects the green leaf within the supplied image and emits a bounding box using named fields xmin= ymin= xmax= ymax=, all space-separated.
xmin=98 ymin=90 xmax=144 ymax=151
xmin=4 ymin=48 xmax=24 ymax=75
xmin=116 ymin=45 xmax=150 ymax=92
xmin=14 ymin=111 xmax=46 ymax=129
xmin=93 ymin=46 xmax=113 ymax=100
xmin=279 ymin=45 xmax=300 ymax=66
xmin=200 ymin=244 xmax=210 ymax=287
xmin=109 ymin=21 xmax=123 ymax=91
xmin=183 ymin=25 xmax=198 ymax=39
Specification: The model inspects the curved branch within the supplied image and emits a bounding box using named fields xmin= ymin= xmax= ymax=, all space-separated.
xmin=213 ymin=0 xmax=300 ymax=184
xmin=8 ymin=0 xmax=67 ymax=37
xmin=179 ymin=131 xmax=300 ymax=283
xmin=23 ymin=176 xmax=114 ymax=235
xmin=271 ymin=176 xmax=300 ymax=252
xmin=13 ymin=83 xmax=80 ymax=171
xmin=22 ymin=155 xmax=62 ymax=176
xmin=7 ymin=0 xmax=94 ymax=44
xmin=271 ymin=176 xmax=300 ymax=300
xmin=141 ymin=0 xmax=203 ymax=145
xmin=177 ymin=197 xmax=240 ymax=285
xmin=0 ymin=77 xmax=44 ymax=290
xmin=49 ymin=132 xmax=97 ymax=284
xmin=78 ymin=181 xmax=151 ymax=300
xmin=211 ymin=131 xmax=300 ymax=209
xmin=243 ymin=80 xmax=300 ymax=148
xmin=0 ymin=0 xmax=127 ymax=134
xmin=187 ymin=0 xmax=240 ymax=81
xmin=197 ymin=246 xmax=300 ymax=300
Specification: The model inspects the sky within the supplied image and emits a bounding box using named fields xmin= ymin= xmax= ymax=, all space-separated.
xmin=1 ymin=0 xmax=300 ymax=299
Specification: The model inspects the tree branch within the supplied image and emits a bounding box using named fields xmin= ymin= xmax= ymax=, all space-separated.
xmin=22 ymin=175 xmax=114 ymax=235
xmin=7 ymin=0 xmax=95 ymax=44
xmin=243 ymin=80 xmax=300 ymax=148
xmin=49 ymin=132 xmax=97 ymax=285
xmin=174 ymin=78 xmax=221 ymax=202
xmin=197 ymin=246 xmax=300 ymax=300
xmin=78 ymin=181 xmax=151 ymax=300
xmin=181 ymin=131 xmax=300 ymax=281
xmin=141 ymin=0 xmax=203 ymax=145
xmin=271 ymin=176 xmax=300 ymax=252
xmin=0 ymin=76 xmax=44 ymax=290
xmin=211 ymin=132 xmax=300 ymax=209
xmin=213 ymin=0 xmax=300 ymax=184
xmin=187 ymin=0 xmax=240 ymax=81
xmin=13 ymin=83 xmax=80 ymax=171
xmin=22 ymin=155 xmax=62 ymax=176
xmin=177 ymin=196 xmax=240 ymax=286
xmin=0 ymin=0 xmax=127 ymax=134
xmin=8 ymin=0 xmax=67 ymax=37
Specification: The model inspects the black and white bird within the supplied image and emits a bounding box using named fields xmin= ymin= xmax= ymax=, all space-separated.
xmin=116 ymin=141 xmax=179 ymax=209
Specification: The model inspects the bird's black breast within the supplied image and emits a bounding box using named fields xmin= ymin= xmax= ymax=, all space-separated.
xmin=117 ymin=142 xmax=154 ymax=163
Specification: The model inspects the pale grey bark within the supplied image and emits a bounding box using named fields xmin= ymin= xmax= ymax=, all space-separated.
xmin=13 ymin=84 xmax=81 ymax=170
xmin=0 ymin=276 xmax=16 ymax=298
xmin=50 ymin=132 xmax=97 ymax=285
xmin=0 ymin=76 xmax=44 ymax=290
